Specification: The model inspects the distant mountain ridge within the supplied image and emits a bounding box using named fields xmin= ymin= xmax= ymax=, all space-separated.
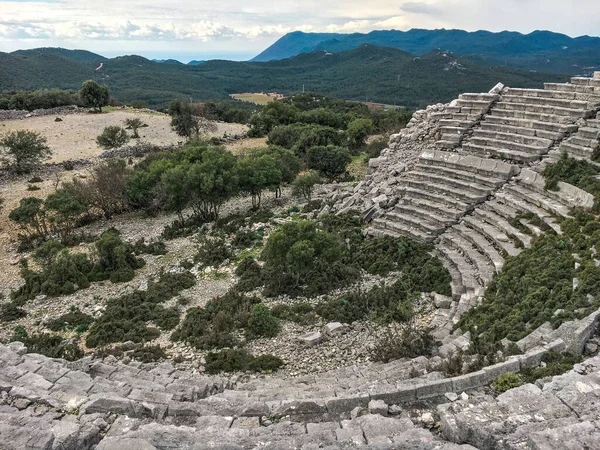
xmin=0 ymin=44 xmax=568 ymax=109
xmin=251 ymin=29 xmax=600 ymax=75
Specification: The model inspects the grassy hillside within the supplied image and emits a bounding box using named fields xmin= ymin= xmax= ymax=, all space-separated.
xmin=0 ymin=45 xmax=568 ymax=109
xmin=252 ymin=29 xmax=600 ymax=75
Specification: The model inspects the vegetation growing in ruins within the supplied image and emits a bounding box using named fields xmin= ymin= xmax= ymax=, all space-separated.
xmin=10 ymin=228 xmax=145 ymax=304
xmin=204 ymin=349 xmax=284 ymax=374
xmin=85 ymin=271 xmax=196 ymax=348
xmin=460 ymin=210 xmax=600 ymax=363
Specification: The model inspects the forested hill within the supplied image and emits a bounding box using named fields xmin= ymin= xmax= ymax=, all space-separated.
xmin=252 ymin=29 xmax=600 ymax=75
xmin=0 ymin=45 xmax=568 ymax=109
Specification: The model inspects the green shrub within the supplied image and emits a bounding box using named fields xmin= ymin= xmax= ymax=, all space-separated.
xmin=306 ymin=145 xmax=351 ymax=181
xmin=234 ymin=257 xmax=263 ymax=292
xmin=520 ymin=351 xmax=582 ymax=383
xmin=90 ymin=228 xmax=145 ymax=283
xmin=194 ymin=236 xmax=232 ymax=268
xmin=371 ymin=323 xmax=435 ymax=362
xmin=291 ymin=171 xmax=320 ymax=201
xmin=46 ymin=309 xmax=94 ymax=332
xmin=10 ymin=325 xmax=28 ymax=342
xmin=0 ymin=302 xmax=28 ymax=322
xmin=19 ymin=333 xmax=83 ymax=361
xmin=133 ymin=238 xmax=167 ymax=255
xmin=492 ymin=372 xmax=523 ymax=392
xmin=231 ymin=229 xmax=261 ymax=249
xmin=85 ymin=271 xmax=195 ymax=348
xmin=96 ymin=126 xmax=130 ymax=149
xmin=246 ymin=304 xmax=280 ymax=339
xmin=205 ymin=348 xmax=283 ymax=374
xmin=130 ymin=345 xmax=167 ymax=363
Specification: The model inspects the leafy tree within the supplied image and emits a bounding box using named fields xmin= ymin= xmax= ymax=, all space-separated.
xmin=291 ymin=171 xmax=321 ymax=201
xmin=160 ymin=166 xmax=189 ymax=225
xmin=306 ymin=145 xmax=351 ymax=181
xmin=168 ymin=99 xmax=217 ymax=139
xmin=124 ymin=117 xmax=148 ymax=138
xmin=0 ymin=130 xmax=51 ymax=174
xmin=248 ymin=101 xmax=299 ymax=137
xmin=79 ymin=80 xmax=110 ymax=112
xmin=237 ymin=154 xmax=282 ymax=209
xmin=185 ymin=148 xmax=238 ymax=221
xmin=346 ymin=117 xmax=373 ymax=149
xmin=65 ymin=158 xmax=130 ymax=218
xmin=44 ymin=188 xmax=87 ymax=239
xmin=9 ymin=197 xmax=47 ymax=238
xmin=96 ymin=126 xmax=130 ymax=149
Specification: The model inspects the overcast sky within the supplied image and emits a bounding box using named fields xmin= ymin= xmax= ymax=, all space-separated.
xmin=1 ymin=0 xmax=599 ymax=62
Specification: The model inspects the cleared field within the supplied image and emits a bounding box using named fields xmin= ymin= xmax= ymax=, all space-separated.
xmin=230 ymin=93 xmax=281 ymax=105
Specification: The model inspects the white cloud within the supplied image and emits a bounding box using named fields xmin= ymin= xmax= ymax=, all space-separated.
xmin=0 ymin=0 xmax=599 ymax=59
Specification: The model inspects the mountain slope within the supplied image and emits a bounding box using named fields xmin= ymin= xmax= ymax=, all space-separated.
xmin=252 ymin=29 xmax=600 ymax=74
xmin=11 ymin=47 xmax=106 ymax=63
xmin=0 ymin=45 xmax=568 ymax=109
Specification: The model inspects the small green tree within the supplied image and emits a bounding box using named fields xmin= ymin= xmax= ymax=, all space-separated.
xmin=161 ymin=166 xmax=189 ymax=225
xmin=237 ymin=154 xmax=282 ymax=209
xmin=291 ymin=171 xmax=320 ymax=201
xmin=9 ymin=197 xmax=47 ymax=237
xmin=247 ymin=304 xmax=281 ymax=338
xmin=124 ymin=117 xmax=148 ymax=138
xmin=96 ymin=126 xmax=130 ymax=149
xmin=79 ymin=80 xmax=110 ymax=112
xmin=346 ymin=118 xmax=373 ymax=150
xmin=0 ymin=130 xmax=51 ymax=174
xmin=306 ymin=145 xmax=351 ymax=181
xmin=168 ymin=99 xmax=217 ymax=139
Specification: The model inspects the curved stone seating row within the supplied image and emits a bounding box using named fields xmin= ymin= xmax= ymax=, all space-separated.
xmin=549 ymin=116 xmax=600 ymax=161
xmin=3 ymin=303 xmax=599 ymax=450
xmin=462 ymin=79 xmax=600 ymax=163
xmin=435 ymin=92 xmax=500 ymax=149
xmin=370 ymin=150 xmax=518 ymax=242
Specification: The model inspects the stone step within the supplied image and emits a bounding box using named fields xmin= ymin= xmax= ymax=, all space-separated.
xmin=420 ymin=149 xmax=518 ymax=180
xmin=491 ymin=108 xmax=585 ymax=124
xmin=461 ymin=215 xmax=522 ymax=257
xmin=416 ymin=162 xmax=506 ymax=189
xmin=394 ymin=201 xmax=459 ymax=225
xmin=436 ymin=139 xmax=460 ymax=149
xmin=384 ymin=211 xmax=445 ymax=235
xmin=507 ymin=87 xmax=600 ymax=101
xmin=402 ymin=176 xmax=489 ymax=204
xmin=440 ymin=231 xmax=496 ymax=285
xmin=437 ymin=255 xmax=466 ymax=300
xmin=453 ymin=223 xmax=505 ymax=273
xmin=435 ymin=244 xmax=483 ymax=292
xmin=559 ymin=141 xmax=594 ymax=158
xmin=588 ymin=118 xmax=600 ymax=127
xmin=483 ymin=115 xmax=578 ymax=134
xmin=569 ymin=135 xmax=598 ymax=148
xmin=501 ymin=94 xmax=591 ymax=109
xmin=462 ymin=142 xmax=542 ymax=164
xmin=440 ymin=126 xmax=468 ymax=135
xmin=408 ymin=170 xmax=493 ymax=197
xmin=570 ymin=77 xmax=600 ymax=88
xmin=472 ymin=129 xmax=552 ymax=147
xmin=455 ymin=99 xmax=492 ymax=109
xmin=459 ymin=93 xmax=499 ymax=101
xmin=469 ymin=136 xmax=549 ymax=154
xmin=472 ymin=207 xmax=532 ymax=248
xmin=399 ymin=197 xmax=465 ymax=221
xmin=493 ymin=192 xmax=562 ymax=235
xmin=494 ymin=101 xmax=590 ymax=119
xmin=544 ymin=82 xmax=599 ymax=94
xmin=398 ymin=186 xmax=470 ymax=212
xmin=445 ymin=106 xmax=462 ymax=114
xmin=479 ymin=121 xmax=562 ymax=141
xmin=371 ymin=218 xmax=435 ymax=242
xmin=578 ymin=127 xmax=600 ymax=140
xmin=503 ymin=184 xmax=572 ymax=218
xmin=439 ymin=119 xmax=474 ymax=128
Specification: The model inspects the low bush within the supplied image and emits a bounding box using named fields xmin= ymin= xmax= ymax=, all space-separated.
xmin=231 ymin=229 xmax=262 ymax=249
xmin=492 ymin=372 xmax=523 ymax=392
xmin=46 ymin=309 xmax=94 ymax=332
xmin=18 ymin=333 xmax=83 ymax=361
xmin=246 ymin=304 xmax=281 ymax=339
xmin=205 ymin=348 xmax=284 ymax=374
xmin=371 ymin=322 xmax=436 ymax=362
xmin=130 ymin=345 xmax=167 ymax=363
xmin=0 ymin=302 xmax=27 ymax=322
xmin=234 ymin=257 xmax=263 ymax=292
xmin=172 ymin=290 xmax=260 ymax=350
xmin=96 ymin=126 xmax=130 ymax=149
xmin=194 ymin=236 xmax=232 ymax=268
xmin=133 ymin=238 xmax=167 ymax=255
xmin=85 ymin=271 xmax=195 ymax=348
xmin=520 ymin=351 xmax=582 ymax=383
